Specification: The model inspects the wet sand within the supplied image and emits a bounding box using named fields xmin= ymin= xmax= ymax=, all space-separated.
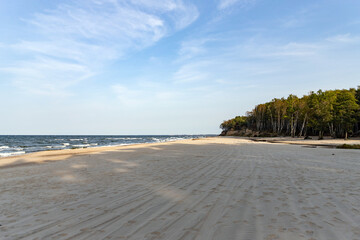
xmin=0 ymin=137 xmax=359 ymax=239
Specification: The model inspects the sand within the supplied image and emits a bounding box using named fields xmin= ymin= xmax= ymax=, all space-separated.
xmin=250 ymin=136 xmax=360 ymax=147
xmin=0 ymin=137 xmax=360 ymax=240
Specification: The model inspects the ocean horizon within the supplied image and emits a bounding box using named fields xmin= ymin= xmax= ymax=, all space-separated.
xmin=0 ymin=135 xmax=213 ymax=158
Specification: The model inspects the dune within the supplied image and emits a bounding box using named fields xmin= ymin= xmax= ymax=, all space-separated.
xmin=0 ymin=137 xmax=359 ymax=239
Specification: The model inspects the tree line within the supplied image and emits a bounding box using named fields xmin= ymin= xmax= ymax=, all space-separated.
xmin=220 ymin=87 xmax=360 ymax=139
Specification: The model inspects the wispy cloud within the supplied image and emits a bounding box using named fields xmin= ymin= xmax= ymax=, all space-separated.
xmin=171 ymin=35 xmax=346 ymax=90
xmin=2 ymin=57 xmax=93 ymax=96
xmin=217 ymin=0 xmax=255 ymax=10
xmin=3 ymin=0 xmax=198 ymax=95
xmin=326 ymin=34 xmax=360 ymax=43
xmin=254 ymin=42 xmax=321 ymax=57
xmin=279 ymin=6 xmax=315 ymax=29
xmin=170 ymin=27 xmax=360 ymax=105
xmin=173 ymin=61 xmax=211 ymax=83
xmin=177 ymin=38 xmax=214 ymax=61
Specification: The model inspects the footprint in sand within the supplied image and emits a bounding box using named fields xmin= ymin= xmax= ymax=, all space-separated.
xmin=266 ymin=234 xmax=279 ymax=240
xmin=271 ymin=218 xmax=277 ymax=223
xmin=145 ymin=231 xmax=162 ymax=239
xmin=126 ymin=220 xmax=136 ymax=226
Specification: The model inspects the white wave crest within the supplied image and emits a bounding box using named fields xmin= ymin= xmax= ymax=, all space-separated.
xmin=0 ymin=151 xmax=26 ymax=157
xmin=72 ymin=144 xmax=90 ymax=148
xmin=105 ymin=137 xmax=138 ymax=140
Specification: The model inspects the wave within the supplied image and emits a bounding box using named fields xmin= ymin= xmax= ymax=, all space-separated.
xmin=0 ymin=135 xmax=209 ymax=157
xmin=13 ymin=147 xmax=24 ymax=151
xmin=151 ymin=137 xmax=185 ymax=143
xmin=48 ymin=145 xmax=66 ymax=149
xmin=72 ymin=144 xmax=91 ymax=148
xmin=152 ymin=138 xmax=162 ymax=142
xmin=0 ymin=146 xmax=24 ymax=152
xmin=0 ymin=151 xmax=26 ymax=157
xmin=105 ymin=137 xmax=139 ymax=140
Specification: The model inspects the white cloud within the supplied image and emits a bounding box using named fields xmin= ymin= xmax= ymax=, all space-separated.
xmin=4 ymin=0 xmax=199 ymax=95
xmin=29 ymin=1 xmax=167 ymax=47
xmin=170 ymin=3 xmax=199 ymax=30
xmin=130 ymin=0 xmax=198 ymax=30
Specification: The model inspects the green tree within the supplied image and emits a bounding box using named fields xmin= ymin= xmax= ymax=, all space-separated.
xmin=305 ymin=90 xmax=335 ymax=139
xmin=286 ymin=94 xmax=299 ymax=137
xmin=220 ymin=86 xmax=360 ymax=139
xmin=333 ymin=90 xmax=360 ymax=139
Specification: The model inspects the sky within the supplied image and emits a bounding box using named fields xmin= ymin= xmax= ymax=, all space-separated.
xmin=0 ymin=0 xmax=360 ymax=135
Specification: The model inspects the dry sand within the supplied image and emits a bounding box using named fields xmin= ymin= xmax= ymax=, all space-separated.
xmin=0 ymin=137 xmax=360 ymax=240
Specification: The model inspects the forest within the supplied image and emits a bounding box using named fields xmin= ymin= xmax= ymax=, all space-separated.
xmin=220 ymin=87 xmax=360 ymax=139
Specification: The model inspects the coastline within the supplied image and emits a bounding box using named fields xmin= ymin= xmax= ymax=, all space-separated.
xmin=0 ymin=135 xmax=209 ymax=158
xmin=0 ymin=138 xmax=200 ymax=168
xmin=1 ymin=137 xmax=360 ymax=239
xmin=2 ymin=136 xmax=360 ymax=169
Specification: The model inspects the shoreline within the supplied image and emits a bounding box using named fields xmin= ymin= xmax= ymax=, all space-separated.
xmin=2 ymin=136 xmax=360 ymax=169
xmin=0 ymin=136 xmax=207 ymax=163
xmin=0 ymin=135 xmax=211 ymax=159
xmin=1 ymin=137 xmax=360 ymax=239
xmin=0 ymin=137 xmax=205 ymax=168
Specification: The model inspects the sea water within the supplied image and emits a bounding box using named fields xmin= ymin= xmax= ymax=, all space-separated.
xmin=0 ymin=135 xmax=211 ymax=157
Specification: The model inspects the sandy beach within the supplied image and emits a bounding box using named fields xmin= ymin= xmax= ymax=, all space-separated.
xmin=1 ymin=137 xmax=360 ymax=240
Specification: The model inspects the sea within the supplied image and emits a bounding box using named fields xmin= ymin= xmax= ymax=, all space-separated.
xmin=0 ymin=135 xmax=211 ymax=158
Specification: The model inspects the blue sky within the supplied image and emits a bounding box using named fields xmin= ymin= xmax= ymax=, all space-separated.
xmin=1 ymin=0 xmax=360 ymax=134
